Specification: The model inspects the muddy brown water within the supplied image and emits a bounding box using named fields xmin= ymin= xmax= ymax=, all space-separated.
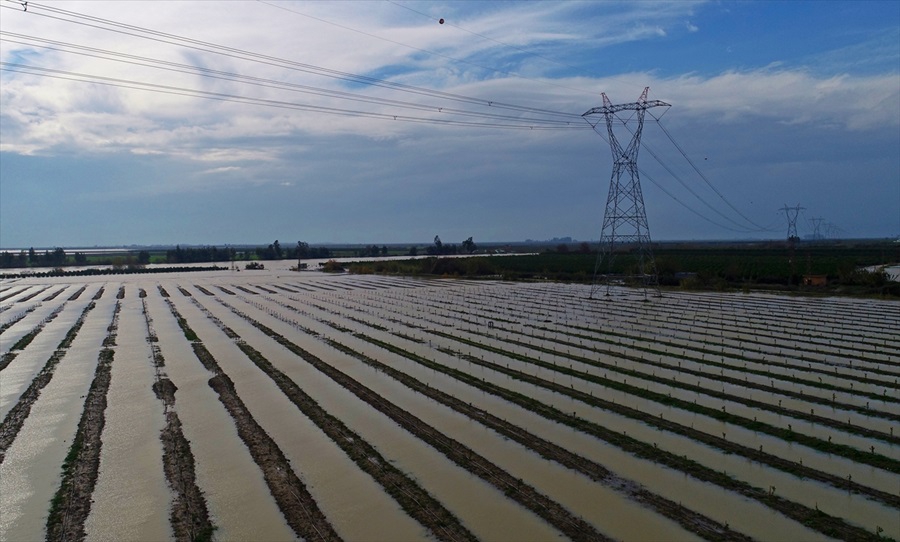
xmin=0 ymin=295 xmax=99 ymax=420
xmin=4 ymin=272 xmax=898 ymax=540
xmin=223 ymin=297 xmax=692 ymax=541
xmin=0 ymin=289 xmax=114 ymax=541
xmin=184 ymin=292 xmax=563 ymax=541
xmin=231 ymin=293 xmax=831 ymax=540
xmin=1 ymin=300 xmax=67 ymax=349
xmin=145 ymin=285 xmax=296 ymax=541
xmin=167 ymin=290 xmax=427 ymax=541
xmin=84 ymin=289 xmax=173 ymax=541
xmin=295 ymin=285 xmax=898 ymax=538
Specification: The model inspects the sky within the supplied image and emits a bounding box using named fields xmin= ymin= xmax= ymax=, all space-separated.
xmin=1 ymin=0 xmax=898 ymax=248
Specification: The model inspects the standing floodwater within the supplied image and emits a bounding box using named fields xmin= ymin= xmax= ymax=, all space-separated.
xmin=1 ymin=270 xmax=897 ymax=541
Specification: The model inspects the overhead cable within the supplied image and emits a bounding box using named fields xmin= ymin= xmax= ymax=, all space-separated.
xmin=652 ymin=114 xmax=773 ymax=231
xmin=0 ymin=33 xmax=584 ymax=128
xmin=1 ymin=1 xmax=583 ymax=120
xmin=585 ymin=121 xmax=767 ymax=233
xmin=0 ymin=61 xmax=586 ymax=130
xmin=589 ymin=110 xmax=774 ymax=233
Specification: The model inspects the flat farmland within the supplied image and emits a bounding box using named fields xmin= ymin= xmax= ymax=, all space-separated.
xmin=1 ymin=267 xmax=898 ymax=541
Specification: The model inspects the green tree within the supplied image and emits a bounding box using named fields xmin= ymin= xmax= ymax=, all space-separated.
xmin=296 ymin=241 xmax=310 ymax=259
xmin=427 ymin=236 xmax=443 ymax=255
xmin=48 ymin=247 xmax=66 ymax=266
xmin=462 ymin=237 xmax=476 ymax=254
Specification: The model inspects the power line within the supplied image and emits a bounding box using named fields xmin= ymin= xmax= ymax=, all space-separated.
xmin=652 ymin=114 xmax=772 ymax=231
xmin=633 ymin=127 xmax=770 ymax=232
xmin=0 ymin=61 xmax=585 ymax=130
xmin=0 ymin=33 xmax=586 ymax=128
xmin=2 ymin=0 xmax=772 ymax=236
xmin=585 ymin=114 xmax=772 ymax=233
xmin=586 ymin=122 xmax=761 ymax=233
xmin=1 ymin=1 xmax=584 ymax=120
xmin=608 ymin=105 xmax=775 ymax=233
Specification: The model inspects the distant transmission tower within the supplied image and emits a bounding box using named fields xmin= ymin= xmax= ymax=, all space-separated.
xmin=779 ymin=204 xmax=805 ymax=243
xmin=779 ymin=203 xmax=805 ymax=285
xmin=583 ymin=87 xmax=670 ymax=299
xmin=808 ymin=217 xmax=825 ymax=241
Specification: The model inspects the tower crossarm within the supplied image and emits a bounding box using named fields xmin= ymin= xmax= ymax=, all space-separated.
xmin=583 ymin=87 xmax=669 ymax=116
xmin=582 ymin=100 xmax=670 ymax=116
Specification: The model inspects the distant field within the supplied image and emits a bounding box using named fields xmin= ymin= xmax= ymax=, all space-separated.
xmin=5 ymin=241 xmax=898 ymax=298
xmin=1 ymin=269 xmax=898 ymax=541
xmin=345 ymin=242 xmax=900 ymax=297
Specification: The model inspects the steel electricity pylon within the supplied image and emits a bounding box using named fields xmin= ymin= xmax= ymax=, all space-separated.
xmin=779 ymin=203 xmax=805 ymax=285
xmin=808 ymin=217 xmax=825 ymax=240
xmin=583 ymin=87 xmax=670 ymax=299
xmin=779 ymin=204 xmax=805 ymax=243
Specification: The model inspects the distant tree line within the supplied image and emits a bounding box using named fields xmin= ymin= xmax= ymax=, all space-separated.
xmin=1 ymin=265 xmax=225 ymax=279
xmin=355 ymin=245 xmax=389 ymax=257
xmin=2 ymin=238 xmax=480 ymax=268
xmin=1 ymin=240 xmax=334 ymax=269
xmin=551 ymin=242 xmax=593 ymax=254
xmin=167 ymin=241 xmax=332 ymax=264
xmin=425 ymin=236 xmax=477 ymax=256
xmin=1 ymin=247 xmax=77 ymax=268
xmin=346 ymin=245 xmax=900 ymax=297
xmin=0 ymin=247 xmax=151 ymax=269
xmin=166 ymin=245 xmax=233 ymax=264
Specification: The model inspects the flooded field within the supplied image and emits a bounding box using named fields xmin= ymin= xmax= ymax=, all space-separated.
xmin=1 ymin=265 xmax=898 ymax=541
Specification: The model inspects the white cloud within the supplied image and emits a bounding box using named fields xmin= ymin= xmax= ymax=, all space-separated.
xmin=201 ymin=166 xmax=241 ymax=175
xmin=659 ymin=69 xmax=900 ymax=131
xmin=1 ymin=0 xmax=897 ymax=236
xmin=3 ymin=1 xmax=893 ymax=144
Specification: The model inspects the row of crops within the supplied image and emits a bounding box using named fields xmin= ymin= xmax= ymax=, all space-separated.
xmin=1 ymin=271 xmax=897 ymax=541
